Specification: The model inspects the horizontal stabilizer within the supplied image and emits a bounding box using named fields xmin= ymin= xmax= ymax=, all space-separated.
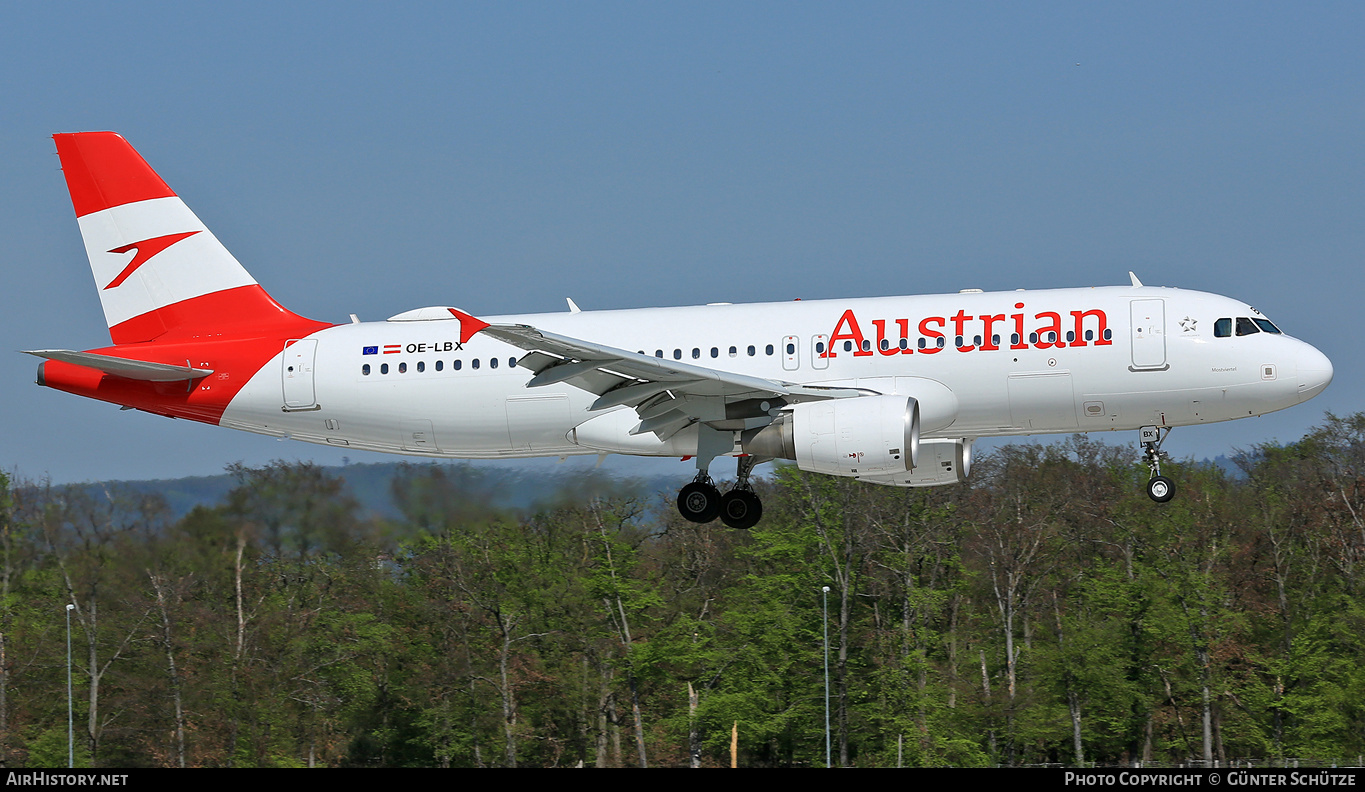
xmin=22 ymin=349 xmax=213 ymax=382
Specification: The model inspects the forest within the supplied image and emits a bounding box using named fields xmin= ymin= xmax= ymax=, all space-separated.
xmin=1 ymin=413 xmax=1363 ymax=768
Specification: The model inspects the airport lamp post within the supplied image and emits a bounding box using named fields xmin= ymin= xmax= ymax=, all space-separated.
xmin=66 ymin=603 xmax=74 ymax=768
xmin=822 ymin=586 xmax=831 ymax=768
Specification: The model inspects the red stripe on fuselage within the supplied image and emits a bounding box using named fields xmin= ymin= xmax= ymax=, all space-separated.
xmin=54 ymin=132 xmax=178 ymax=218
xmin=43 ymin=287 xmax=333 ymax=424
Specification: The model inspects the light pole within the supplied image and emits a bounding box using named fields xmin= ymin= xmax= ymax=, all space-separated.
xmin=65 ymin=603 xmax=74 ymax=768
xmin=822 ymin=585 xmax=830 ymax=768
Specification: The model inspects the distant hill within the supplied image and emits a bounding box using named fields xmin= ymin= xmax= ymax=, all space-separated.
xmin=1207 ymin=454 xmax=1243 ymax=478
xmin=44 ymin=449 xmax=1248 ymax=522
xmin=61 ymin=460 xmax=686 ymax=521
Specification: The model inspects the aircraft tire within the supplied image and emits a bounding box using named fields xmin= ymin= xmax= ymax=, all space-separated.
xmin=678 ymin=481 xmax=722 ymax=523
xmin=720 ymin=489 xmax=763 ymax=530
xmin=1146 ymin=475 xmax=1175 ymax=503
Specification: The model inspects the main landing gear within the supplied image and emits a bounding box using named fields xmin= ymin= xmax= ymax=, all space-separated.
xmin=678 ymin=473 xmax=722 ymax=524
xmin=1140 ymin=425 xmax=1175 ymax=503
xmin=676 ymin=455 xmax=764 ymax=529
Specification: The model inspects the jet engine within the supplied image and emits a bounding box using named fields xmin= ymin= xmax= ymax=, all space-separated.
xmin=856 ymin=438 xmax=973 ymax=488
xmin=741 ymin=395 xmax=919 ymax=477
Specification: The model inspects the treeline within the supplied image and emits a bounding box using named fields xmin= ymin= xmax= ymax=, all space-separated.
xmin=2 ymin=414 xmax=1364 ymax=768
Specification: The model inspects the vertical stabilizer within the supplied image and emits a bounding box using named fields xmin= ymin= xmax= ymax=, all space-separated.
xmin=54 ymin=132 xmax=322 ymax=344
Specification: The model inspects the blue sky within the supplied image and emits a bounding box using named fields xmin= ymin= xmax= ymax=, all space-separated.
xmin=3 ymin=2 xmax=1361 ymax=483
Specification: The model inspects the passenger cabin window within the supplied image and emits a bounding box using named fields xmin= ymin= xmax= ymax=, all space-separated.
xmin=765 ymin=344 xmax=774 ymax=356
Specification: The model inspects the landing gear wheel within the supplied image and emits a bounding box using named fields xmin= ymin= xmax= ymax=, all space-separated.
xmin=678 ymin=481 xmax=722 ymax=523
xmin=720 ymin=489 xmax=763 ymax=530
xmin=1138 ymin=426 xmax=1175 ymax=503
xmin=1147 ymin=475 xmax=1174 ymax=503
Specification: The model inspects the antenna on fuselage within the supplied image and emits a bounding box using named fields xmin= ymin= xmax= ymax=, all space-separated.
xmin=1129 ymin=271 xmax=1144 ymax=288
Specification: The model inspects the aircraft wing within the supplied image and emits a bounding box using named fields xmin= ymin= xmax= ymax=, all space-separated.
xmin=22 ymin=349 xmax=214 ymax=382
xmin=478 ymin=320 xmax=866 ymax=440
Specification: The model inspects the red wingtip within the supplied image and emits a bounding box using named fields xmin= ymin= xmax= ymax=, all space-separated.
xmin=53 ymin=132 xmax=177 ymax=218
xmin=448 ymin=308 xmax=491 ymax=343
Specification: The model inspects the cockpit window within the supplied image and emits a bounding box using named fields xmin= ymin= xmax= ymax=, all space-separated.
xmin=1214 ymin=318 xmax=1231 ymax=338
xmin=1235 ymin=317 xmax=1260 ymax=336
xmin=1253 ymin=318 xmax=1281 ymax=334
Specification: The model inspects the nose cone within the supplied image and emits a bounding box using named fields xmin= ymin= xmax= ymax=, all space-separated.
xmin=1296 ymin=343 xmax=1333 ymax=402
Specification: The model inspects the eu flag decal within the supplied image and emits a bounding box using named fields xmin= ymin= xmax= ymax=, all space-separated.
xmin=362 ymin=346 xmax=378 ymax=355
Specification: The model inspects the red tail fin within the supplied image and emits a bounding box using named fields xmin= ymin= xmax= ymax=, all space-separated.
xmin=54 ymin=132 xmax=326 ymax=344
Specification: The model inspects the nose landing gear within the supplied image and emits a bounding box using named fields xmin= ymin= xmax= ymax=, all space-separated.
xmin=1140 ymin=425 xmax=1175 ymax=503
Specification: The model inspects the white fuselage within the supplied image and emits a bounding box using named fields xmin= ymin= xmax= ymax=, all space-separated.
xmin=218 ymin=284 xmax=1332 ymax=461
xmin=39 ymin=133 xmax=1333 ymax=507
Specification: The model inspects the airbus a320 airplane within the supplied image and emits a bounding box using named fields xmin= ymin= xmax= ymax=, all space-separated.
xmin=27 ymin=133 xmax=1333 ymax=528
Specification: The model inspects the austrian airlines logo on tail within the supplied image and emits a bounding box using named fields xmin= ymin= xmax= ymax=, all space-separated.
xmin=103 ymin=231 xmax=201 ymax=290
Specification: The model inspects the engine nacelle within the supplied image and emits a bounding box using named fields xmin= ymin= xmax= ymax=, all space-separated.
xmin=742 ymin=395 xmax=919 ymax=477
xmin=857 ymin=438 xmax=973 ymax=488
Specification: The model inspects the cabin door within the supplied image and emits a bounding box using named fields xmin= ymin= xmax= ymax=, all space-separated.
xmin=1130 ymin=300 xmax=1167 ymax=370
xmin=282 ymin=339 xmax=318 ymax=410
